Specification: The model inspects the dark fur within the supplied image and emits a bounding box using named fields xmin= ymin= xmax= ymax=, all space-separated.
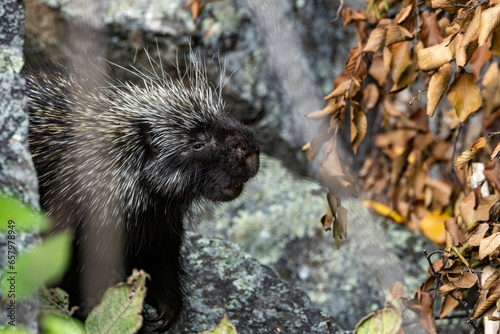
xmin=27 ymin=65 xmax=259 ymax=331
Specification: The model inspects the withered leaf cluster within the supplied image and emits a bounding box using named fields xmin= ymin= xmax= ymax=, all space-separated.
xmin=303 ymin=0 xmax=500 ymax=331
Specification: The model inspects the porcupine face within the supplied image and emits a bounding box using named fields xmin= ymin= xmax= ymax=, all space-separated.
xmin=136 ymin=92 xmax=260 ymax=204
xmin=187 ymin=118 xmax=260 ymax=202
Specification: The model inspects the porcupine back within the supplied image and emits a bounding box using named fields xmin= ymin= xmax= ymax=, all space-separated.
xmin=27 ymin=59 xmax=260 ymax=331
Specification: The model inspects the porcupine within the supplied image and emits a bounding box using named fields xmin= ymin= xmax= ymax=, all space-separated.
xmin=26 ymin=58 xmax=260 ymax=332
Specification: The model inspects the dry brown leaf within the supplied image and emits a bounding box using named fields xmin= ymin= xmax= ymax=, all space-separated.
xmin=369 ymin=55 xmax=388 ymax=86
xmin=390 ymin=42 xmax=412 ymax=83
xmin=462 ymin=6 xmax=482 ymax=48
xmin=444 ymin=217 xmax=466 ymax=245
xmin=431 ymin=0 xmax=468 ymax=13
xmin=455 ymin=34 xmax=471 ymax=70
xmin=303 ymin=121 xmax=330 ymax=162
xmin=426 ymin=63 xmax=453 ymax=117
xmin=438 ymin=282 xmax=457 ymax=296
xmin=322 ymin=193 xmax=341 ymax=231
xmin=448 ymin=272 xmax=477 ymax=289
xmin=482 ymin=63 xmax=500 ymax=118
xmin=390 ymin=281 xmax=404 ymax=301
xmin=386 ymin=25 xmax=413 ymax=46
xmin=485 ymin=158 xmax=500 ymax=192
xmin=390 ymin=41 xmax=417 ymax=92
xmin=425 ymin=178 xmax=452 ymax=207
xmin=447 ymin=71 xmax=482 ymax=123
xmin=345 ymin=47 xmax=367 ymax=86
xmin=469 ymin=44 xmax=492 ymax=80
xmin=342 ymin=7 xmax=366 ymax=25
xmin=468 ymin=223 xmax=490 ymax=246
xmin=479 ymin=5 xmax=500 ymax=46
xmin=459 ymin=192 xmax=477 ymax=227
xmin=350 ymin=102 xmax=367 ymax=154
xmin=418 ymin=292 xmax=438 ymax=334
xmin=319 ymin=137 xmax=356 ymax=195
xmin=325 ymin=79 xmax=359 ymax=100
xmin=471 ymin=279 xmax=500 ymax=320
xmin=307 ymin=100 xmax=346 ymax=120
xmin=479 ymin=232 xmax=500 ymax=260
xmin=484 ymin=269 xmax=500 ymax=290
xmin=397 ymin=5 xmax=413 ymax=24
xmin=383 ymin=98 xmax=400 ymax=117
xmin=383 ymin=46 xmax=392 ymax=71
xmin=376 ymin=129 xmax=417 ymax=159
xmin=420 ymin=11 xmax=444 ymax=47
xmin=363 ymin=83 xmax=379 ymax=109
xmin=455 ymin=137 xmax=486 ymax=171
xmin=477 ymin=195 xmax=500 ymax=221
xmin=491 ymin=27 xmax=500 ymax=55
xmin=440 ymin=262 xmax=466 ymax=274
xmin=439 ymin=292 xmax=461 ymax=319
xmin=363 ymin=19 xmax=391 ymax=53
xmin=417 ymin=35 xmax=455 ymax=72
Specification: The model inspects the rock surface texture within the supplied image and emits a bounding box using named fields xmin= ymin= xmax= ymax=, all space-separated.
xmin=171 ymin=233 xmax=343 ymax=333
xmin=0 ymin=0 xmax=41 ymax=331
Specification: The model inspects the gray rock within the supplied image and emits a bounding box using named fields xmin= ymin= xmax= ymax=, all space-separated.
xmin=0 ymin=0 xmax=41 ymax=331
xmin=169 ymin=233 xmax=344 ymax=334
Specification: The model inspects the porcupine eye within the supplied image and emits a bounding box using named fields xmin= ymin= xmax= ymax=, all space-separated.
xmin=192 ymin=143 xmax=204 ymax=151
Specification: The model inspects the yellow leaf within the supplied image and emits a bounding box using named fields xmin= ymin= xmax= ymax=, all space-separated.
xmin=479 ymin=5 xmax=500 ymax=46
xmin=362 ymin=200 xmax=404 ymax=223
xmin=446 ymin=71 xmax=482 ymax=122
xmin=420 ymin=210 xmax=451 ymax=245
xmin=427 ymin=63 xmax=453 ymax=117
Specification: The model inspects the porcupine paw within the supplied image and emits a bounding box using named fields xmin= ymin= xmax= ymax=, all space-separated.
xmin=143 ymin=301 xmax=179 ymax=333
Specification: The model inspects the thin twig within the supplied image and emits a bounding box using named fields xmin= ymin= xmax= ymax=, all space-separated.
xmin=423 ymin=249 xmax=481 ymax=334
xmin=408 ymin=88 xmax=427 ymax=106
xmin=329 ymin=0 xmax=344 ymax=26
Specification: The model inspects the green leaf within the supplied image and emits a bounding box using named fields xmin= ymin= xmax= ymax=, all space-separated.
xmin=0 ymin=232 xmax=72 ymax=298
xmin=40 ymin=314 xmax=85 ymax=334
xmin=40 ymin=287 xmax=78 ymax=319
xmin=0 ymin=193 xmax=51 ymax=233
xmin=85 ymin=269 xmax=149 ymax=334
xmin=354 ymin=308 xmax=402 ymax=334
xmin=0 ymin=326 xmax=31 ymax=334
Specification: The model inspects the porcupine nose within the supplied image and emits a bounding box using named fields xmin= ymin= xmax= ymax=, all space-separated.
xmin=237 ymin=143 xmax=259 ymax=182
xmin=245 ymin=149 xmax=259 ymax=179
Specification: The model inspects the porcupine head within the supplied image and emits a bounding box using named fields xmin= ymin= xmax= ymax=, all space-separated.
xmin=27 ymin=56 xmax=260 ymax=332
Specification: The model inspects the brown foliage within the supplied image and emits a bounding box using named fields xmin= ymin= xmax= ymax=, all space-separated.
xmin=303 ymin=0 xmax=500 ymax=331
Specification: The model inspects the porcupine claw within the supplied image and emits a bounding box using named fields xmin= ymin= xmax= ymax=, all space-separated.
xmin=142 ymin=309 xmax=172 ymax=332
xmin=154 ymin=319 xmax=173 ymax=333
xmin=144 ymin=310 xmax=164 ymax=323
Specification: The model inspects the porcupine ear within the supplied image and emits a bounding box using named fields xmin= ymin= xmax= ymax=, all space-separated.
xmin=136 ymin=120 xmax=159 ymax=162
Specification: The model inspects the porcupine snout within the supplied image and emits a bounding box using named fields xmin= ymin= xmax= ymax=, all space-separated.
xmin=226 ymin=126 xmax=260 ymax=181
